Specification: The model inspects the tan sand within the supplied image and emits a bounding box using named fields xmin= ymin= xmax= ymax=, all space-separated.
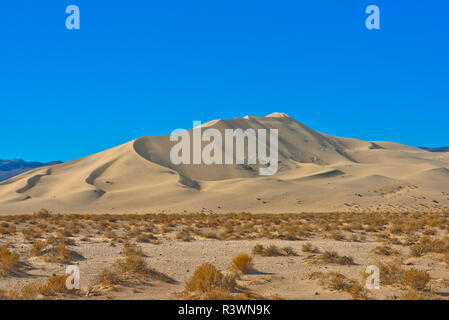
xmin=0 ymin=113 xmax=448 ymax=215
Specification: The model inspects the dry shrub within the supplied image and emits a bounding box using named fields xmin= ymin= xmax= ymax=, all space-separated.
xmin=402 ymin=268 xmax=430 ymax=291
xmin=136 ymin=233 xmax=156 ymax=243
xmin=21 ymin=227 xmax=42 ymax=241
xmin=321 ymin=250 xmax=354 ymax=265
xmin=0 ymin=245 xmax=20 ymax=276
xmin=263 ymin=245 xmax=283 ymax=256
xmin=232 ymin=253 xmax=253 ymax=274
xmin=302 ymin=242 xmax=320 ymax=253
xmin=282 ymin=246 xmax=298 ymax=256
xmin=252 ymin=244 xmax=296 ymax=257
xmin=96 ymin=267 xmax=121 ymax=285
xmin=38 ymin=275 xmax=73 ymax=296
xmin=116 ymin=253 xmax=147 ymax=275
xmin=176 ymin=231 xmax=194 ymax=242
xmin=327 ymin=272 xmax=354 ymax=291
xmin=94 ymin=246 xmax=174 ymax=288
xmin=252 ymin=244 xmax=265 ymax=255
xmin=185 ymin=263 xmax=236 ymax=297
xmin=376 ymin=260 xmax=405 ymax=286
xmin=43 ymin=241 xmax=83 ymax=264
xmin=315 ymin=272 xmax=355 ymax=292
xmin=409 ymin=237 xmax=448 ymax=257
xmin=331 ymin=232 xmax=345 ymax=241
xmin=123 ymin=243 xmax=145 ymax=257
xmin=6 ymin=275 xmax=76 ymax=299
xmin=30 ymin=241 xmax=47 ymax=257
xmin=347 ymin=283 xmax=370 ymax=300
xmin=373 ymin=245 xmax=399 ymax=256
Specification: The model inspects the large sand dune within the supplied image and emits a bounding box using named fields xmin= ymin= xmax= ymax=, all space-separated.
xmin=0 ymin=113 xmax=448 ymax=214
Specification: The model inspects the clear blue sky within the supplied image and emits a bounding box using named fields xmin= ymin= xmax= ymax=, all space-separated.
xmin=1 ymin=1 xmax=448 ymax=162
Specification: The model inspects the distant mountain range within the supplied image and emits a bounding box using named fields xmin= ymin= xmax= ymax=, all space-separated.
xmin=420 ymin=147 xmax=449 ymax=152
xmin=0 ymin=159 xmax=62 ymax=182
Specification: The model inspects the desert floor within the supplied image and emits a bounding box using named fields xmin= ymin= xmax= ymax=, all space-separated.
xmin=0 ymin=210 xmax=448 ymax=300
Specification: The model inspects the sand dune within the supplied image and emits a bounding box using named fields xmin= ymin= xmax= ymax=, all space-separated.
xmin=0 ymin=113 xmax=448 ymax=214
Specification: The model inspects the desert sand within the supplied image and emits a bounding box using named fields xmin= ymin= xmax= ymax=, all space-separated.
xmin=0 ymin=112 xmax=448 ymax=215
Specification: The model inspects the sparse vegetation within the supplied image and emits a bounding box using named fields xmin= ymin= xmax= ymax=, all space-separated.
xmin=320 ymin=250 xmax=354 ymax=265
xmin=302 ymin=242 xmax=320 ymax=253
xmin=373 ymin=245 xmax=399 ymax=256
xmin=185 ymin=263 xmax=236 ymax=299
xmin=0 ymin=245 xmax=20 ymax=276
xmin=252 ymin=244 xmax=297 ymax=257
xmin=403 ymin=268 xmax=430 ymax=291
xmin=0 ymin=210 xmax=449 ymax=300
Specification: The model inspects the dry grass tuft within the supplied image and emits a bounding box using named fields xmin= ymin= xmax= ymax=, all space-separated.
xmin=302 ymin=242 xmax=320 ymax=253
xmin=94 ymin=244 xmax=174 ymax=289
xmin=347 ymin=283 xmax=370 ymax=300
xmin=232 ymin=253 xmax=254 ymax=274
xmin=185 ymin=263 xmax=236 ymax=299
xmin=252 ymin=244 xmax=297 ymax=257
xmin=320 ymin=250 xmax=354 ymax=265
xmin=403 ymin=268 xmax=430 ymax=291
xmin=0 ymin=245 xmax=20 ymax=276
xmin=5 ymin=275 xmax=77 ymax=299
xmin=373 ymin=245 xmax=399 ymax=256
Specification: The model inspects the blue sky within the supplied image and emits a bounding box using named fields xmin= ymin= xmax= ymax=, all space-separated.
xmin=0 ymin=1 xmax=448 ymax=162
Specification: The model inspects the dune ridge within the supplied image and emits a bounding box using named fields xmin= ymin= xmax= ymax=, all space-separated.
xmin=0 ymin=113 xmax=448 ymax=214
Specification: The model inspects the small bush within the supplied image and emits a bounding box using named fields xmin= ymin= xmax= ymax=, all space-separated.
xmin=95 ymin=250 xmax=174 ymax=287
xmin=376 ymin=260 xmax=405 ymax=286
xmin=96 ymin=267 xmax=121 ymax=285
xmin=123 ymin=243 xmax=145 ymax=257
xmin=347 ymin=283 xmax=369 ymax=300
xmin=30 ymin=241 xmax=46 ymax=257
xmin=252 ymin=244 xmax=285 ymax=256
xmin=316 ymin=272 xmax=355 ymax=292
xmin=327 ymin=272 xmax=354 ymax=291
xmin=321 ymin=250 xmax=354 ymax=265
xmin=252 ymin=244 xmax=265 ymax=255
xmin=331 ymin=232 xmax=345 ymax=241
xmin=282 ymin=246 xmax=298 ymax=256
xmin=264 ymin=245 xmax=283 ymax=256
xmin=373 ymin=245 xmax=399 ymax=256
xmin=0 ymin=245 xmax=20 ymax=276
xmin=409 ymin=237 xmax=448 ymax=257
xmin=116 ymin=253 xmax=147 ymax=275
xmin=185 ymin=263 xmax=236 ymax=294
xmin=302 ymin=243 xmax=320 ymax=253
xmin=232 ymin=253 xmax=253 ymax=274
xmin=39 ymin=275 xmax=72 ymax=296
xmin=6 ymin=275 xmax=76 ymax=299
xmin=403 ymin=268 xmax=430 ymax=291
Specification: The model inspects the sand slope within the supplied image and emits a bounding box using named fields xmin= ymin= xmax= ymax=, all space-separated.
xmin=0 ymin=113 xmax=448 ymax=214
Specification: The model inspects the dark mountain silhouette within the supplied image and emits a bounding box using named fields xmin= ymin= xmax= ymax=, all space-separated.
xmin=0 ymin=159 xmax=62 ymax=182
